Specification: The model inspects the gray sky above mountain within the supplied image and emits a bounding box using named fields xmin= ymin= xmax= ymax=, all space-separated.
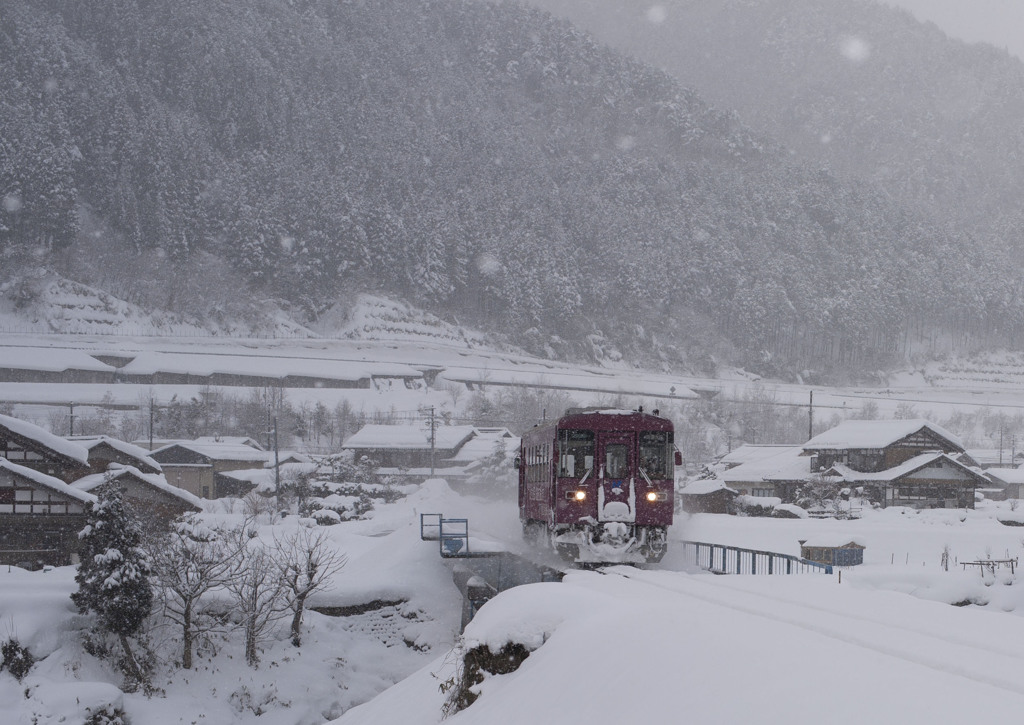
xmin=883 ymin=0 xmax=1024 ymax=61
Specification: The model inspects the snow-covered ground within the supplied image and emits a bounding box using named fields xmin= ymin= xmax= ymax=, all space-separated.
xmin=6 ymin=476 xmax=1024 ymax=724
xmin=340 ymin=495 xmax=1024 ymax=725
xmin=8 ymin=292 xmax=1024 ymax=722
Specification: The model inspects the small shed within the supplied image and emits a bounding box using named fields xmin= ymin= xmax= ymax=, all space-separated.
xmin=799 ymin=539 xmax=865 ymax=567
xmin=678 ymin=479 xmax=738 ymax=514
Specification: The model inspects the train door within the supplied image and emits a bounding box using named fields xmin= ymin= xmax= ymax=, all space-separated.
xmin=597 ymin=432 xmax=636 ymax=523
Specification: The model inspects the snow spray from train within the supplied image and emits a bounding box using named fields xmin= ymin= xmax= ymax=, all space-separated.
xmin=517 ymin=408 xmax=678 ymax=564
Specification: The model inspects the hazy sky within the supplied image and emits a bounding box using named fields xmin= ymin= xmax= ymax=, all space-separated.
xmin=883 ymin=0 xmax=1024 ymax=61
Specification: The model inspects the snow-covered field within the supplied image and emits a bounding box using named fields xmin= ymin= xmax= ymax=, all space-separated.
xmin=6 ymin=477 xmax=1024 ymax=724
xmin=8 ymin=289 xmax=1024 ymax=430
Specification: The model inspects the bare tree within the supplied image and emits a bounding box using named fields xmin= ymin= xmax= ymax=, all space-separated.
xmin=226 ymin=525 xmax=289 ymax=667
xmin=148 ymin=515 xmax=242 ymax=669
xmin=273 ymin=526 xmax=347 ymax=646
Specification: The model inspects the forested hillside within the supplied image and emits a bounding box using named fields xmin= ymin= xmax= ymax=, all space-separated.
xmin=528 ymin=0 xmax=1024 ymax=240
xmin=1 ymin=0 xmax=1022 ymax=378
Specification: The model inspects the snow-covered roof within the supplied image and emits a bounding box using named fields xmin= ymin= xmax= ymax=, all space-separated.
xmin=678 ymin=479 xmax=737 ymax=496
xmin=116 ymin=351 xmax=419 ymax=382
xmin=0 ymin=347 xmax=116 ymax=373
xmin=828 ymin=452 xmax=981 ymax=483
xmin=131 ymin=438 xmax=188 ymax=451
xmin=0 ymin=458 xmax=96 ymax=504
xmin=964 ymin=449 xmax=1016 ymax=467
xmin=194 ymin=436 xmax=265 ymax=450
xmin=985 ymin=468 xmax=1024 ymax=485
xmin=264 ymin=451 xmax=313 ymax=467
xmin=0 ymin=413 xmax=89 ymax=465
xmin=152 ymin=441 xmax=272 ymax=463
xmin=218 ymin=468 xmax=274 ymax=484
xmin=717 ymin=446 xmax=810 ymax=483
xmin=718 ymin=444 xmax=798 ymax=468
xmin=803 ymin=419 xmax=963 ymax=452
xmin=343 ymin=424 xmax=477 ymax=451
xmin=72 ymin=466 xmax=204 ymax=508
xmin=800 ymin=538 xmax=866 ymax=549
xmin=69 ymin=435 xmax=162 ymax=471
xmin=219 ymin=462 xmax=316 ymax=493
xmin=444 ymin=430 xmax=519 ymax=464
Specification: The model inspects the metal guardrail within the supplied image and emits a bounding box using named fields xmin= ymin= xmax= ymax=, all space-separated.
xmin=680 ymin=540 xmax=833 ymax=575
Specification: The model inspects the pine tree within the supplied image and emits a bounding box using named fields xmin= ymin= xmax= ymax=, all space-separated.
xmin=72 ymin=482 xmax=153 ymax=686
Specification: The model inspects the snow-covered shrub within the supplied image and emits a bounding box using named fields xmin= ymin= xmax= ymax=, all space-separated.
xmin=440 ymin=641 xmax=530 ymax=716
xmin=734 ymin=495 xmax=778 ymax=517
xmin=772 ymin=503 xmax=809 ymax=519
xmin=310 ymin=507 xmax=341 ymax=525
xmin=84 ymin=704 xmax=128 ymax=725
xmin=1 ymin=637 xmax=34 ymax=680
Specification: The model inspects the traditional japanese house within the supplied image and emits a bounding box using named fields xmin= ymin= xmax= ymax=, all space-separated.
xmin=804 ymin=419 xmax=964 ymax=473
xmin=151 ymin=440 xmax=272 ymax=499
xmin=69 ymin=435 xmax=163 ymax=475
xmin=825 ymin=451 xmax=984 ymax=509
xmin=0 ymin=458 xmax=95 ymax=567
xmin=72 ymin=466 xmax=202 ymax=528
xmin=0 ymin=413 xmax=91 ymax=483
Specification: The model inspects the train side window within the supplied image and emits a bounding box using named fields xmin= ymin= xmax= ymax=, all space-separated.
xmin=559 ymin=430 xmax=594 ymax=478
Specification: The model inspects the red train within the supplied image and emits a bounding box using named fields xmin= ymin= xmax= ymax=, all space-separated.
xmin=517 ymin=408 xmax=678 ymax=564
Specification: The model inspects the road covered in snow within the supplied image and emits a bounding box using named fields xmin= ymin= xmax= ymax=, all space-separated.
xmin=340 ymin=560 xmax=1024 ymax=724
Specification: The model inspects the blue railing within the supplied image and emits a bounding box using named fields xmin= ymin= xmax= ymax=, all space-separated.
xmin=420 ymin=513 xmax=472 ymax=558
xmin=680 ymin=540 xmax=833 ymax=575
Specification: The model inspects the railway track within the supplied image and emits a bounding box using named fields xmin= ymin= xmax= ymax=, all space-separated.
xmin=601 ymin=566 xmax=1024 ymax=697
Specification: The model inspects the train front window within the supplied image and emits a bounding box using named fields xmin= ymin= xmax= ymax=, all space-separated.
xmin=605 ymin=444 xmax=628 ymax=479
xmin=639 ymin=431 xmax=672 ymax=479
xmin=559 ymin=429 xmax=594 ymax=478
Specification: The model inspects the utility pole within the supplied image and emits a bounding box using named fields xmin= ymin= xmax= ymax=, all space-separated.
xmin=429 ymin=406 xmax=436 ymax=477
xmin=69 ymin=402 xmax=75 ymax=436
xmin=808 ymin=391 xmax=814 ymax=441
xmin=273 ymin=414 xmax=280 ymax=500
xmin=149 ymin=399 xmax=156 ymax=450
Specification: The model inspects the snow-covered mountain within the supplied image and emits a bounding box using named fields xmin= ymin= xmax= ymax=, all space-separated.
xmin=5 ymin=0 xmax=1024 ymax=378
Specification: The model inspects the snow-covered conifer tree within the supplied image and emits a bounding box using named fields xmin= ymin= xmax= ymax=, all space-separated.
xmin=72 ymin=483 xmax=153 ymax=686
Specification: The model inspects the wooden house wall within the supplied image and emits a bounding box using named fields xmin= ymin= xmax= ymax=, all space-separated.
xmin=85 ymin=442 xmax=161 ymax=474
xmin=151 ymin=446 xmax=209 ymax=465
xmin=353 ymin=447 xmax=460 ymax=469
xmin=1 ymin=436 xmax=89 ymax=483
xmin=162 ymin=465 xmax=215 ymax=499
xmin=0 ymin=472 xmax=89 ymax=567
xmin=0 ymin=513 xmax=86 ymax=567
xmin=884 ymin=467 xmax=977 ymax=509
xmin=679 ymin=490 xmax=735 ymax=514
xmin=883 ymin=430 xmax=963 ymax=468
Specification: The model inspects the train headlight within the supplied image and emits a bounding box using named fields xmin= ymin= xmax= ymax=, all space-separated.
xmin=646 ymin=491 xmax=667 ymax=502
xmin=565 ymin=490 xmax=587 ymax=501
